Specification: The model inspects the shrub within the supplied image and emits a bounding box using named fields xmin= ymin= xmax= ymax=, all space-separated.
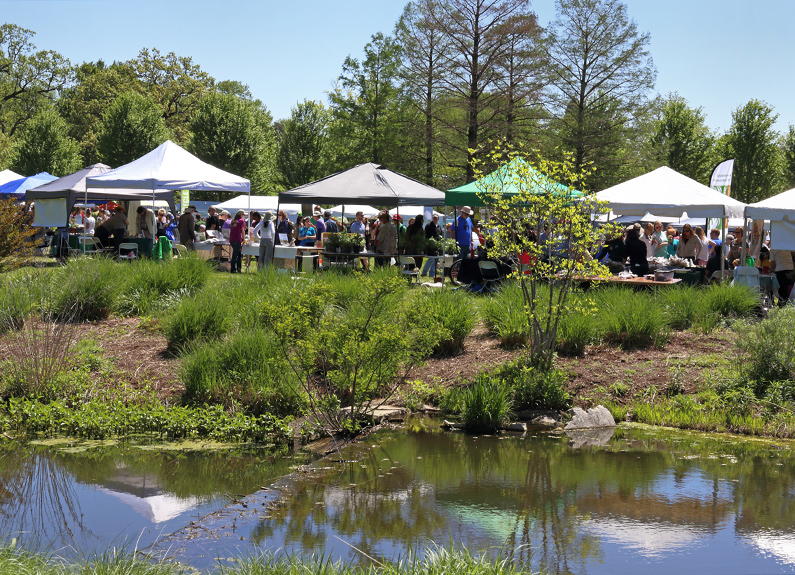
xmin=557 ymin=308 xmax=598 ymax=356
xmin=461 ymin=374 xmax=512 ymax=433
xmin=480 ymin=281 xmax=530 ymax=347
xmin=597 ymin=288 xmax=667 ymax=349
xmin=181 ymin=329 xmax=304 ymax=416
xmin=659 ymin=285 xmax=703 ymax=331
xmin=737 ymin=307 xmax=795 ymax=396
xmin=489 ymin=357 xmax=572 ymax=411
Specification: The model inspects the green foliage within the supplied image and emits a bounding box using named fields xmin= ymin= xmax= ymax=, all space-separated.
xmin=50 ymin=257 xmax=118 ymax=321
xmin=96 ymin=91 xmax=171 ymax=166
xmin=480 ymin=281 xmax=530 ymax=347
xmin=4 ymin=397 xmax=291 ymax=443
xmin=557 ymin=307 xmax=598 ymax=356
xmin=275 ymin=99 xmax=330 ymax=189
xmin=659 ymin=285 xmax=703 ymax=330
xmin=0 ymin=199 xmax=37 ymax=273
xmin=461 ymin=374 xmax=512 ymax=433
xmin=651 ymin=94 xmax=715 ymax=183
xmin=598 ymin=288 xmax=668 ymax=349
xmin=189 ymin=92 xmax=275 ymax=193
xmin=726 ymin=99 xmax=782 ymax=203
xmin=181 ymin=329 xmax=303 ymax=417
xmin=10 ymin=107 xmax=81 ymax=176
xmin=737 ymin=307 xmax=795 ymax=396
xmin=784 ymin=125 xmax=795 ymax=190
xmin=117 ymin=256 xmax=213 ymax=316
xmin=701 ymin=282 xmax=759 ymax=319
xmin=492 ymin=357 xmax=572 ymax=411
xmin=413 ymin=289 xmax=476 ymax=355
xmin=163 ymin=294 xmax=232 ymax=351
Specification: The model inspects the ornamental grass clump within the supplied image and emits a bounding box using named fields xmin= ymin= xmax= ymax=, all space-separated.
xmin=49 ymin=257 xmax=118 ymax=321
xmin=556 ymin=305 xmax=599 ymax=356
xmin=659 ymin=285 xmax=704 ymax=331
xmin=181 ymin=328 xmax=304 ymax=417
xmin=491 ymin=357 xmax=572 ymax=411
xmin=597 ymin=287 xmax=667 ymax=349
xmin=414 ymin=289 xmax=476 ymax=356
xmin=702 ymin=282 xmax=759 ymax=319
xmin=480 ymin=280 xmax=530 ymax=347
xmin=461 ymin=374 xmax=512 ymax=433
xmin=737 ymin=306 xmax=795 ymax=397
xmin=118 ymin=256 xmax=213 ymax=316
xmin=163 ymin=293 xmax=232 ymax=352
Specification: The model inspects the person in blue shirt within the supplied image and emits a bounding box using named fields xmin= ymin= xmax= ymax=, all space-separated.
xmin=454 ymin=206 xmax=473 ymax=257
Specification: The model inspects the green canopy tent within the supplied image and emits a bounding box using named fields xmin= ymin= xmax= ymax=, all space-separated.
xmin=446 ymin=157 xmax=581 ymax=207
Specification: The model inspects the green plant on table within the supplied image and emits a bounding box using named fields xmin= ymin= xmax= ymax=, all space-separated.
xmin=324 ymin=232 xmax=340 ymax=251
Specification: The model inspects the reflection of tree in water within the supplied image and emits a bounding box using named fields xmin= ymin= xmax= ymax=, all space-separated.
xmin=0 ymin=445 xmax=89 ymax=545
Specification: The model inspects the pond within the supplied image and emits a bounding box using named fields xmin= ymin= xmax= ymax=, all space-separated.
xmin=0 ymin=438 xmax=314 ymax=557
xmin=4 ymin=422 xmax=795 ymax=574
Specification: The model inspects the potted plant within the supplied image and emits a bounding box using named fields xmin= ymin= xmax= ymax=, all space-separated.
xmin=338 ymin=234 xmax=352 ymax=253
xmin=426 ymin=237 xmax=441 ymax=256
xmin=349 ymin=233 xmax=365 ymax=253
xmin=444 ymin=238 xmax=460 ymax=255
xmin=325 ymin=233 xmax=340 ymax=252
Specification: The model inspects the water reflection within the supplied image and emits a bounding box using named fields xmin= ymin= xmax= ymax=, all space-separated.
xmin=0 ymin=441 xmax=311 ymax=557
xmin=161 ymin=424 xmax=795 ymax=574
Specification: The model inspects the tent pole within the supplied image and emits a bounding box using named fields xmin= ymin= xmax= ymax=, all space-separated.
xmin=272 ymin=198 xmax=280 ymax=266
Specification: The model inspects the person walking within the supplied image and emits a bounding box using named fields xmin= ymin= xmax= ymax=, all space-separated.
xmin=178 ymin=206 xmax=197 ymax=250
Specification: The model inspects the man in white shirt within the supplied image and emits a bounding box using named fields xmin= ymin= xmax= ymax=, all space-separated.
xmin=84 ymin=211 xmax=96 ymax=235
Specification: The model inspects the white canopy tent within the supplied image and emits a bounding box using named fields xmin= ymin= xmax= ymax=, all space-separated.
xmin=0 ymin=169 xmax=22 ymax=187
xmin=389 ymin=205 xmax=444 ymax=219
xmin=595 ymin=166 xmax=746 ymax=219
xmin=214 ymin=194 xmax=301 ymax=221
xmin=326 ymin=204 xmax=379 ymax=219
xmin=744 ymin=187 xmax=795 ymax=253
xmin=86 ymin=140 xmax=250 ymax=217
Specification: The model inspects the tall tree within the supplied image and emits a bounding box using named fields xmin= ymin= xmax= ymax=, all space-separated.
xmin=0 ymin=23 xmax=71 ymax=138
xmin=11 ymin=107 xmax=81 ymax=176
xmin=96 ymin=92 xmax=170 ymax=167
xmin=396 ymin=0 xmax=454 ymax=185
xmin=725 ymin=99 xmax=781 ymax=203
xmin=129 ymin=48 xmax=214 ymax=144
xmin=429 ymin=0 xmax=537 ymax=181
xmin=544 ymin=0 xmax=656 ymax=188
xmin=783 ymin=125 xmax=795 ymax=190
xmin=57 ymin=60 xmax=139 ymax=164
xmin=189 ymin=92 xmax=274 ymax=194
xmin=274 ymin=100 xmax=329 ymax=190
xmin=328 ymin=33 xmax=403 ymax=167
xmin=650 ymin=94 xmax=715 ymax=183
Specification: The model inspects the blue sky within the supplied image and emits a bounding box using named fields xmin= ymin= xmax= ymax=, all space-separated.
xmin=2 ymin=0 xmax=793 ymax=135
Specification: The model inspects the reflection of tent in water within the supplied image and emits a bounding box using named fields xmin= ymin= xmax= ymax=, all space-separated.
xmin=97 ymin=468 xmax=201 ymax=524
xmin=446 ymin=157 xmax=582 ymax=207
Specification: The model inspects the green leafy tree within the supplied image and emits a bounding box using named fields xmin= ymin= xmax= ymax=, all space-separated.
xmin=189 ymin=92 xmax=275 ymax=194
xmin=96 ymin=92 xmax=170 ymax=167
xmin=328 ymin=32 xmax=403 ymax=167
xmin=57 ymin=60 xmax=139 ymax=164
xmin=474 ymin=145 xmax=618 ymax=369
xmin=274 ymin=100 xmax=329 ymax=190
xmin=11 ymin=107 xmax=81 ymax=176
xmin=725 ymin=99 xmax=781 ymax=203
xmin=651 ymin=94 xmax=715 ymax=183
xmin=783 ymin=125 xmax=795 ymax=190
xmin=545 ymin=0 xmax=656 ymax=188
xmin=128 ymin=48 xmax=214 ymax=144
xmin=0 ymin=23 xmax=71 ymax=138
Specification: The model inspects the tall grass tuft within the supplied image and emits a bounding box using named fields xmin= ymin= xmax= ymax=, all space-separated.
xmin=163 ymin=292 xmax=232 ymax=351
xmin=461 ymin=374 xmax=512 ymax=433
xmin=480 ymin=281 xmax=529 ymax=347
xmin=118 ymin=256 xmax=213 ymax=316
xmin=49 ymin=257 xmax=119 ymax=321
xmin=181 ymin=328 xmax=305 ymax=416
xmin=557 ymin=307 xmax=598 ymax=356
xmin=596 ymin=287 xmax=667 ymax=349
xmin=737 ymin=307 xmax=795 ymax=396
xmin=659 ymin=285 xmax=703 ymax=331
xmin=701 ymin=282 xmax=759 ymax=319
xmin=414 ymin=289 xmax=476 ymax=356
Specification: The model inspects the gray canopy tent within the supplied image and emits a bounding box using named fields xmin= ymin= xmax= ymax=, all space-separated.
xmin=279 ymin=163 xmax=446 ymax=274
xmin=26 ymin=164 xmax=177 ymax=228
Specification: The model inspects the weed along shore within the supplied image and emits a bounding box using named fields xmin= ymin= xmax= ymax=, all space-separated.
xmin=3 ymin=257 xmax=795 ymax=572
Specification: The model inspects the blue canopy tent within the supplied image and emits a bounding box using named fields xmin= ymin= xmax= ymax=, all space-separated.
xmin=0 ymin=172 xmax=57 ymax=200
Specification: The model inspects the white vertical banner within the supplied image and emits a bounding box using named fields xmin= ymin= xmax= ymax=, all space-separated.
xmin=708 ymin=159 xmax=734 ymax=230
xmin=180 ymin=190 xmax=190 ymax=212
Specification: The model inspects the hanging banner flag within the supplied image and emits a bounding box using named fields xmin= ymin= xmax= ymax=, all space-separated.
xmin=708 ymin=159 xmax=734 ymax=231
xmin=180 ymin=190 xmax=190 ymax=212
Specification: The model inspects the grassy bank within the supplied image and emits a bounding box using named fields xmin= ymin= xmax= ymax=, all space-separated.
xmin=0 ymin=543 xmax=529 ymax=575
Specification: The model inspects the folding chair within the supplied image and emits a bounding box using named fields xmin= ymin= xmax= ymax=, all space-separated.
xmin=78 ymin=236 xmax=102 ymax=256
xmin=172 ymin=243 xmax=188 ymax=258
xmin=118 ymin=242 xmax=140 ymax=261
xmin=398 ymin=256 xmax=420 ymax=284
xmin=478 ymin=260 xmax=502 ymax=291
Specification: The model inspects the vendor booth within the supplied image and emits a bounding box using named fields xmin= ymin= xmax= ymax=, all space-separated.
xmin=0 ymin=169 xmax=22 ymax=187
xmin=2 ymin=172 xmax=56 ymax=199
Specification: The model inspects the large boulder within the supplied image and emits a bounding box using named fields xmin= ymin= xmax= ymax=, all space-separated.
xmin=564 ymin=406 xmax=616 ymax=430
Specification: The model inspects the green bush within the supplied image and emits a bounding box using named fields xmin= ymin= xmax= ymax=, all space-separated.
xmin=737 ymin=307 xmax=795 ymax=396
xmin=461 ymin=374 xmax=512 ymax=432
xmin=480 ymin=281 xmax=529 ymax=347
xmin=660 ymin=285 xmax=703 ymax=331
xmin=597 ymin=288 xmax=667 ymax=349
xmin=557 ymin=308 xmax=598 ymax=356
xmin=495 ymin=358 xmax=572 ymax=411
xmin=181 ymin=329 xmax=304 ymax=416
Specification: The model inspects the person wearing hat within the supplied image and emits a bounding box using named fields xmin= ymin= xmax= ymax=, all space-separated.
xmin=220 ymin=210 xmax=232 ymax=240
xmin=178 ymin=206 xmax=196 ymax=250
xmin=454 ymin=206 xmax=474 ymax=258
xmin=313 ymin=207 xmax=326 ymax=246
xmin=229 ymin=209 xmax=246 ymax=273
xmin=323 ymin=210 xmax=339 ymax=233
xmin=254 ymin=210 xmax=276 ymax=269
xmin=205 ymin=207 xmax=220 ymax=233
